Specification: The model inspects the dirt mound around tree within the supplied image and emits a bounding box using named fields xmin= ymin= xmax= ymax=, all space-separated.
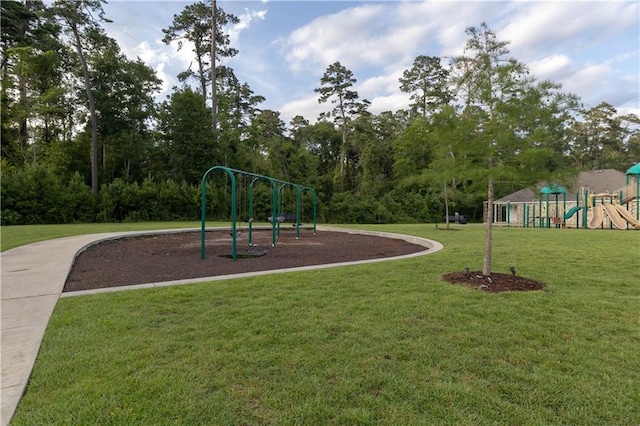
xmin=443 ymin=271 xmax=545 ymax=293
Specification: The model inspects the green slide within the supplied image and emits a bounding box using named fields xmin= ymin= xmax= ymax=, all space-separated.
xmin=564 ymin=205 xmax=582 ymax=220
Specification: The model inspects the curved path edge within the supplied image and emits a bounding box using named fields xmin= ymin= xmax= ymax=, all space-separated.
xmin=0 ymin=227 xmax=442 ymax=425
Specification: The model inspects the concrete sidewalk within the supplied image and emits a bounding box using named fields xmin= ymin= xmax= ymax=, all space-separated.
xmin=1 ymin=228 xmax=442 ymax=425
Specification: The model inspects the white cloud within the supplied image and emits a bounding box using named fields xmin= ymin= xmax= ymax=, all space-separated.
xmin=529 ymin=54 xmax=575 ymax=82
xmin=102 ymin=1 xmax=638 ymax=126
xmin=368 ymin=92 xmax=411 ymax=115
xmin=226 ymin=8 xmax=268 ymax=46
xmin=284 ymin=3 xmax=412 ymax=73
xmin=502 ymin=1 xmax=639 ymax=61
xmin=279 ymin=94 xmax=325 ymax=125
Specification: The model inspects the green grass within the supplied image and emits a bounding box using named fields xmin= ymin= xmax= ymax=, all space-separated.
xmin=9 ymin=224 xmax=640 ymax=424
xmin=0 ymin=221 xmax=228 ymax=252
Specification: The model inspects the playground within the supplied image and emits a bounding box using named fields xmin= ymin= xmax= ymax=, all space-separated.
xmin=61 ymin=164 xmax=550 ymax=295
xmin=492 ymin=165 xmax=640 ymax=229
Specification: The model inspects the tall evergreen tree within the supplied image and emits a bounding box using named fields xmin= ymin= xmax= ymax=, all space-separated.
xmin=160 ymin=87 xmax=216 ymax=184
xmin=88 ymin=35 xmax=161 ymax=182
xmin=162 ymin=1 xmax=238 ymax=112
xmin=399 ymin=55 xmax=452 ymax=118
xmin=52 ymin=0 xmax=110 ymax=195
xmin=315 ymin=61 xmax=370 ymax=192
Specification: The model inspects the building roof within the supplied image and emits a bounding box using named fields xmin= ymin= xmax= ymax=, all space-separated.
xmin=495 ymin=169 xmax=627 ymax=203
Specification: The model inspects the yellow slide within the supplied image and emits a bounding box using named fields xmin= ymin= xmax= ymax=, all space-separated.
xmin=613 ymin=204 xmax=640 ymax=229
xmin=602 ymin=203 xmax=628 ymax=230
xmin=588 ymin=204 xmax=604 ymax=229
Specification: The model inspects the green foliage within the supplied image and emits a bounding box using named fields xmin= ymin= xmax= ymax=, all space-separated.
xmin=328 ymin=193 xmax=394 ymax=224
xmin=57 ymin=172 xmax=97 ymax=223
xmin=98 ymin=178 xmax=202 ymax=222
xmin=3 ymin=8 xmax=638 ymax=229
xmin=0 ymin=166 xmax=95 ymax=225
xmin=162 ymin=88 xmax=218 ymax=185
xmin=0 ymin=165 xmax=206 ymax=224
xmin=399 ymin=54 xmax=452 ymax=117
xmin=1 ymin=163 xmax=64 ymax=224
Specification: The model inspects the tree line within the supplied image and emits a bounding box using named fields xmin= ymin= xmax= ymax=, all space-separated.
xmin=2 ymin=0 xmax=639 ymax=227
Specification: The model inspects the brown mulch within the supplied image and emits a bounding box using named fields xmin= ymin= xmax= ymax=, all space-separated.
xmin=64 ymin=228 xmax=546 ymax=293
xmin=63 ymin=228 xmax=425 ymax=292
xmin=442 ymin=271 xmax=545 ymax=293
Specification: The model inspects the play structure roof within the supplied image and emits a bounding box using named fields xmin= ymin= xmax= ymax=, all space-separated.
xmin=540 ymin=185 xmax=567 ymax=194
xmin=495 ymin=169 xmax=626 ymax=203
xmin=626 ymin=163 xmax=640 ymax=175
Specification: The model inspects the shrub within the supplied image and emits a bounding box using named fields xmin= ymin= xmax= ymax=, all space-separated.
xmin=1 ymin=164 xmax=63 ymax=224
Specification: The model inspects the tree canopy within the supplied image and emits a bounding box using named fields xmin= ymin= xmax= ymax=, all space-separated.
xmin=1 ymin=2 xmax=638 ymax=230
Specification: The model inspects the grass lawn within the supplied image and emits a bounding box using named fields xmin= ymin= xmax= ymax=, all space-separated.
xmin=0 ymin=221 xmax=211 ymax=252
xmin=7 ymin=223 xmax=640 ymax=424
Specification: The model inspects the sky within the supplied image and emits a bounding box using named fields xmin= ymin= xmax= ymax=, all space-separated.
xmin=102 ymin=0 xmax=640 ymax=126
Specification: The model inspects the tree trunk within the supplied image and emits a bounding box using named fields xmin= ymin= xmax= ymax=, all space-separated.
xmin=18 ymin=65 xmax=30 ymax=162
xmin=444 ymin=182 xmax=450 ymax=230
xmin=210 ymin=0 xmax=217 ymax=134
xmin=483 ymin=176 xmax=494 ymax=276
xmin=71 ymin=22 xmax=99 ymax=195
xmin=196 ymin=40 xmax=207 ymax=103
xmin=338 ymin=122 xmax=347 ymax=192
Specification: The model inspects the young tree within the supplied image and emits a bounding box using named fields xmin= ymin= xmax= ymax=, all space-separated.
xmin=315 ymin=61 xmax=370 ymax=192
xmin=399 ymin=55 xmax=452 ymax=118
xmin=450 ymin=23 xmax=577 ymax=276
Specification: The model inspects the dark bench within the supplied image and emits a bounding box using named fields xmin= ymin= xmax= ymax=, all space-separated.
xmin=444 ymin=214 xmax=467 ymax=224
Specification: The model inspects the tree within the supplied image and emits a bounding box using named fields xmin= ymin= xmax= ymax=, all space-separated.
xmin=162 ymin=0 xmax=239 ymax=127
xmin=159 ymin=87 xmax=216 ymax=184
xmin=291 ymin=117 xmax=341 ymax=177
xmin=53 ymin=0 xmax=110 ymax=195
xmin=450 ymin=23 xmax=577 ymax=276
xmin=89 ymin=36 xmax=161 ymax=182
xmin=571 ymin=102 xmax=640 ymax=171
xmin=357 ymin=111 xmax=401 ymax=196
xmin=1 ymin=0 xmax=67 ymax=165
xmin=399 ymin=55 xmax=452 ymax=118
xmin=315 ymin=61 xmax=370 ymax=192
xmin=215 ymin=66 xmax=264 ymax=169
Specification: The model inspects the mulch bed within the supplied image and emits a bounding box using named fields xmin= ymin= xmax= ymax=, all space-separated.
xmin=442 ymin=271 xmax=545 ymax=292
xmin=64 ymin=228 xmax=546 ymax=293
xmin=63 ymin=228 xmax=425 ymax=292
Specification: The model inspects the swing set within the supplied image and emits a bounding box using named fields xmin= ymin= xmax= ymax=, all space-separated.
xmin=200 ymin=166 xmax=317 ymax=260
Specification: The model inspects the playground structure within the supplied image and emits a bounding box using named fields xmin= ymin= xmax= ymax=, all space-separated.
xmin=490 ymin=165 xmax=640 ymax=230
xmin=200 ymin=166 xmax=317 ymax=259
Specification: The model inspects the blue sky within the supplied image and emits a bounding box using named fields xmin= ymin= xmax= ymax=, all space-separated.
xmin=103 ymin=1 xmax=639 ymax=125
